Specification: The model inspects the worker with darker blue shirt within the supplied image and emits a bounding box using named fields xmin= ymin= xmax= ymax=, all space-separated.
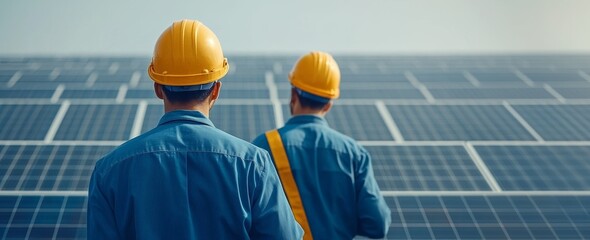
xmin=252 ymin=52 xmax=391 ymax=239
xmin=87 ymin=19 xmax=303 ymax=239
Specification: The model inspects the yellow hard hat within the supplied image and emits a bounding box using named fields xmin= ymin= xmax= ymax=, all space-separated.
xmin=289 ymin=51 xmax=340 ymax=99
xmin=148 ymin=19 xmax=229 ymax=86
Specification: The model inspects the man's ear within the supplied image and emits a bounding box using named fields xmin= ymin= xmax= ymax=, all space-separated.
xmin=290 ymin=88 xmax=298 ymax=105
xmin=154 ymin=82 xmax=164 ymax=100
xmin=321 ymin=101 xmax=333 ymax=113
xmin=211 ymin=82 xmax=222 ymax=100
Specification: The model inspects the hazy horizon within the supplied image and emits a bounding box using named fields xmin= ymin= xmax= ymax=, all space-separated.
xmin=1 ymin=0 xmax=590 ymax=56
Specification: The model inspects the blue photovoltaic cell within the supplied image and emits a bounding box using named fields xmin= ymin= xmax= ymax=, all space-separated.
xmin=327 ymin=105 xmax=395 ymax=141
xmin=412 ymin=72 xmax=472 ymax=86
xmin=469 ymin=72 xmax=529 ymax=87
xmin=522 ymin=72 xmax=588 ymax=83
xmin=342 ymin=73 xmax=410 ymax=83
xmin=0 ymin=196 xmax=87 ymax=240
xmin=387 ymin=105 xmax=535 ymax=141
xmin=141 ymin=104 xmax=164 ymax=133
xmin=0 ymin=145 xmax=113 ymax=191
xmin=0 ymin=74 xmax=13 ymax=85
xmin=0 ymin=104 xmax=60 ymax=140
xmin=553 ymin=87 xmax=590 ymax=99
xmin=54 ymin=104 xmax=136 ymax=141
xmin=340 ymin=73 xmax=415 ymax=89
xmin=53 ymin=74 xmax=89 ymax=83
xmin=339 ymin=89 xmax=425 ymax=99
xmin=210 ymin=104 xmax=276 ymax=141
xmin=221 ymin=72 xmax=266 ymax=83
xmin=365 ymin=146 xmax=490 ymax=191
xmin=60 ymin=90 xmax=119 ymax=99
xmin=217 ymin=89 xmax=270 ymax=99
xmin=18 ymin=74 xmax=50 ymax=82
xmin=126 ymin=89 xmax=156 ymax=99
xmin=282 ymin=104 xmax=395 ymax=141
xmin=476 ymin=145 xmax=590 ymax=190
xmin=96 ymin=73 xmax=132 ymax=83
xmin=0 ymin=90 xmax=55 ymax=99
xmin=429 ymin=88 xmax=553 ymax=99
xmin=513 ymin=104 xmax=590 ymax=141
xmin=10 ymin=74 xmax=61 ymax=89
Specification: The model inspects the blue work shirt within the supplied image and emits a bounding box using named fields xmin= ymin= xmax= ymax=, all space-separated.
xmin=252 ymin=115 xmax=391 ymax=239
xmin=88 ymin=110 xmax=303 ymax=239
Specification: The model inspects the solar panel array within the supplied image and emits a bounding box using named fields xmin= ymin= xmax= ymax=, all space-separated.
xmin=1 ymin=55 xmax=590 ymax=239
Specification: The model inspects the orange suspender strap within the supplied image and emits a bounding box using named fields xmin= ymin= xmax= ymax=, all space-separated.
xmin=265 ymin=129 xmax=313 ymax=240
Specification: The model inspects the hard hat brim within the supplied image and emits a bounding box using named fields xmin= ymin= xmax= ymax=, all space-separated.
xmin=148 ymin=58 xmax=229 ymax=86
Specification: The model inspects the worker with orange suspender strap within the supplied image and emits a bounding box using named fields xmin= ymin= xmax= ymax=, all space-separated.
xmin=253 ymin=52 xmax=391 ymax=239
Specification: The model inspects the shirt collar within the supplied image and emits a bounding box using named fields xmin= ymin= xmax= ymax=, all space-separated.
xmin=285 ymin=114 xmax=329 ymax=126
xmin=158 ymin=110 xmax=215 ymax=127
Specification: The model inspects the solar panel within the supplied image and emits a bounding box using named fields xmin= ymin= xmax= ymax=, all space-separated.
xmin=54 ymin=104 xmax=136 ymax=141
xmin=376 ymin=195 xmax=590 ymax=239
xmin=469 ymin=72 xmax=529 ymax=87
xmin=60 ymin=90 xmax=118 ymax=99
xmin=512 ymin=105 xmax=590 ymax=141
xmin=387 ymin=105 xmax=536 ymax=141
xmin=0 ymin=90 xmax=54 ymax=99
xmin=339 ymin=89 xmax=425 ymax=99
xmin=365 ymin=146 xmax=490 ymax=191
xmin=95 ymin=72 xmax=132 ymax=83
xmin=0 ymin=104 xmax=60 ymax=140
xmin=553 ymin=87 xmax=590 ymax=99
xmin=0 ymin=145 xmax=113 ymax=191
xmin=3 ymin=55 xmax=590 ymax=240
xmin=522 ymin=72 xmax=588 ymax=84
xmin=429 ymin=88 xmax=553 ymax=99
xmin=210 ymin=104 xmax=276 ymax=141
xmin=141 ymin=104 xmax=164 ymax=134
xmin=412 ymin=72 xmax=473 ymax=87
xmin=53 ymin=74 xmax=89 ymax=83
xmin=476 ymin=145 xmax=590 ymax=190
xmin=0 ymin=74 xmax=13 ymax=85
xmin=281 ymin=104 xmax=396 ymax=141
xmin=125 ymin=89 xmax=155 ymax=99
xmin=0 ymin=195 xmax=87 ymax=239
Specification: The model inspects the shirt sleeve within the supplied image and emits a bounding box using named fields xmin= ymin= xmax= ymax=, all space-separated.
xmin=87 ymin=162 xmax=119 ymax=240
xmin=249 ymin=150 xmax=304 ymax=239
xmin=355 ymin=147 xmax=392 ymax=238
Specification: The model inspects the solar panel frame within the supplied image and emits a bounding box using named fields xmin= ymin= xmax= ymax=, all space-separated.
xmin=476 ymin=145 xmax=590 ymax=191
xmin=53 ymin=104 xmax=137 ymax=141
xmin=366 ymin=146 xmax=491 ymax=191
xmin=0 ymin=104 xmax=60 ymax=140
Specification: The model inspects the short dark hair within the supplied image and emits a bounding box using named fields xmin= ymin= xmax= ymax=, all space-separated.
xmin=296 ymin=90 xmax=329 ymax=110
xmin=162 ymin=86 xmax=215 ymax=104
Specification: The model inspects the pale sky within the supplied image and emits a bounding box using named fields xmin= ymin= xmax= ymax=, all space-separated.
xmin=1 ymin=0 xmax=589 ymax=56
